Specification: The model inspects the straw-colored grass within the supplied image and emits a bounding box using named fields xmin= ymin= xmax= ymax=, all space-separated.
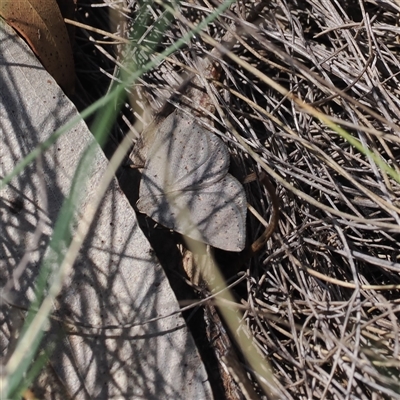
xmin=68 ymin=0 xmax=400 ymax=398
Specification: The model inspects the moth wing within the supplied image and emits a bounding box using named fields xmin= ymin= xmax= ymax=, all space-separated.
xmin=145 ymin=110 xmax=230 ymax=192
xmin=137 ymin=174 xmax=247 ymax=252
xmin=129 ymin=118 xmax=160 ymax=167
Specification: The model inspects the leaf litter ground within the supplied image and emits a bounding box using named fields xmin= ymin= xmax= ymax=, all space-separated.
xmin=71 ymin=1 xmax=400 ymax=399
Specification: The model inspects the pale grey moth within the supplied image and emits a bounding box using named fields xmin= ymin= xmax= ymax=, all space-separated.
xmin=132 ymin=109 xmax=247 ymax=252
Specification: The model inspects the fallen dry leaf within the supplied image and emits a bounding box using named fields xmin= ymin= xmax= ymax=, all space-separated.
xmin=1 ymin=22 xmax=213 ymax=399
xmin=0 ymin=0 xmax=75 ymax=95
xmin=56 ymin=0 xmax=76 ymax=47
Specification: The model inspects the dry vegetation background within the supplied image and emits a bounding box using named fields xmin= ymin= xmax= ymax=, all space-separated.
xmin=73 ymin=0 xmax=400 ymax=398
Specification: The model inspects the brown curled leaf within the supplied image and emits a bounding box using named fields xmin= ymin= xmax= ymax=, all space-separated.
xmin=0 ymin=0 xmax=75 ymax=96
xmin=55 ymin=0 xmax=77 ymax=47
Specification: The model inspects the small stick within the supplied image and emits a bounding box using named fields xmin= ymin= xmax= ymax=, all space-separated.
xmin=248 ymin=172 xmax=280 ymax=255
